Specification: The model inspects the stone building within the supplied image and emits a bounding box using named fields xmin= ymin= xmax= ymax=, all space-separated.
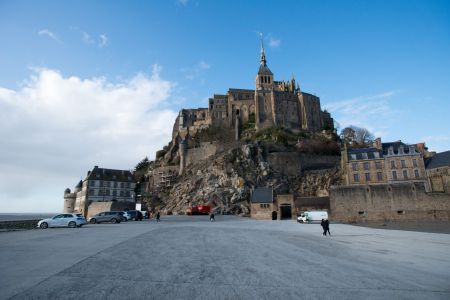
xmin=250 ymin=187 xmax=275 ymax=220
xmin=64 ymin=166 xmax=136 ymax=216
xmin=426 ymin=150 xmax=450 ymax=193
xmin=341 ymin=138 xmax=427 ymax=187
xmin=172 ymin=36 xmax=334 ymax=175
xmin=250 ymin=187 xmax=296 ymax=220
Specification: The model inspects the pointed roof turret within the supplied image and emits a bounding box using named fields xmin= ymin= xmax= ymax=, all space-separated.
xmin=258 ymin=32 xmax=273 ymax=75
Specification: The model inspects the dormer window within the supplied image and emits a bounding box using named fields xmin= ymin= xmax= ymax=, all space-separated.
xmin=409 ymin=145 xmax=416 ymax=154
xmin=388 ymin=147 xmax=394 ymax=155
xmin=362 ymin=153 xmax=368 ymax=159
xmin=374 ymin=152 xmax=380 ymax=158
xmin=398 ymin=145 xmax=404 ymax=154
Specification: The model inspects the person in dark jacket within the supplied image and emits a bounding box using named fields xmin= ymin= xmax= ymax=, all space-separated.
xmin=156 ymin=211 xmax=160 ymax=222
xmin=321 ymin=219 xmax=327 ymax=236
xmin=325 ymin=219 xmax=331 ymax=236
xmin=210 ymin=212 xmax=215 ymax=222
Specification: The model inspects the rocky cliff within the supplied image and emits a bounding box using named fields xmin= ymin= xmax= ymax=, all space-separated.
xmin=144 ymin=138 xmax=342 ymax=216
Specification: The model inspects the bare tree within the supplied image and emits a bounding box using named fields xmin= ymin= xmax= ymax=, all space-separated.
xmin=340 ymin=126 xmax=374 ymax=146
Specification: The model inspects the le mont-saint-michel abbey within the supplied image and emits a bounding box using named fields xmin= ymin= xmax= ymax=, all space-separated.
xmin=64 ymin=38 xmax=450 ymax=223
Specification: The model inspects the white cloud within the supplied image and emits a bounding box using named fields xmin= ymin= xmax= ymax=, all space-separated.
xmin=178 ymin=0 xmax=189 ymax=6
xmin=82 ymin=31 xmax=94 ymax=44
xmin=0 ymin=66 xmax=177 ymax=212
xmin=99 ymin=34 xmax=108 ymax=48
xmin=324 ymin=91 xmax=399 ymax=137
xmin=421 ymin=135 xmax=450 ymax=152
xmin=183 ymin=60 xmax=211 ymax=80
xmin=199 ymin=60 xmax=210 ymax=70
xmin=38 ymin=29 xmax=61 ymax=43
xmin=268 ymin=35 xmax=281 ymax=48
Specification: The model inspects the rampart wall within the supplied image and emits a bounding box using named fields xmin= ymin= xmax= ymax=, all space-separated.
xmin=330 ymin=182 xmax=450 ymax=222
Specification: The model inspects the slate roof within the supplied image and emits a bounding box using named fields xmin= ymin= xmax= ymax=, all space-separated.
xmin=425 ymin=150 xmax=450 ymax=170
xmin=86 ymin=166 xmax=134 ymax=182
xmin=251 ymin=187 xmax=273 ymax=203
xmin=258 ymin=64 xmax=273 ymax=75
xmin=347 ymin=148 xmax=383 ymax=160
xmin=382 ymin=141 xmax=417 ymax=155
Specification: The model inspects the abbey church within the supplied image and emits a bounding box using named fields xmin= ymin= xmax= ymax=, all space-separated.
xmin=174 ymin=37 xmax=334 ymax=141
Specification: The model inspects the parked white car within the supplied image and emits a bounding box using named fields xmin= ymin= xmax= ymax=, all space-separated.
xmin=121 ymin=211 xmax=131 ymax=221
xmin=37 ymin=213 xmax=87 ymax=229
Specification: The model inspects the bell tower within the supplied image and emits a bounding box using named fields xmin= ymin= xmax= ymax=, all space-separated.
xmin=255 ymin=33 xmax=275 ymax=130
xmin=255 ymin=32 xmax=274 ymax=90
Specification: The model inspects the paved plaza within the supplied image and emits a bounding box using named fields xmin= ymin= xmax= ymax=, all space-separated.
xmin=0 ymin=215 xmax=449 ymax=299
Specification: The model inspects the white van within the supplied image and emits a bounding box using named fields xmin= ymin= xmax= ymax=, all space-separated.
xmin=297 ymin=211 xmax=328 ymax=223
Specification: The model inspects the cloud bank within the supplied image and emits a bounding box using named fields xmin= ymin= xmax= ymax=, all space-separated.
xmin=0 ymin=66 xmax=177 ymax=212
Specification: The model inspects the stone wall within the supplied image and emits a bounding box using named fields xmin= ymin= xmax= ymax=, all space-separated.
xmin=294 ymin=197 xmax=330 ymax=215
xmin=267 ymin=153 xmax=339 ymax=175
xmin=86 ymin=201 xmax=134 ymax=218
xmin=330 ymin=182 xmax=450 ymax=222
xmin=185 ymin=142 xmax=218 ymax=167
xmin=250 ymin=203 xmax=275 ymax=220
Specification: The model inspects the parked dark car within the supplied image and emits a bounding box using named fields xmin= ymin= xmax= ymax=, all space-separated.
xmin=88 ymin=211 xmax=123 ymax=224
xmin=126 ymin=210 xmax=143 ymax=221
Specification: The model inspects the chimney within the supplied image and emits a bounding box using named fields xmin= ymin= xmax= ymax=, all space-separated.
xmin=373 ymin=137 xmax=382 ymax=150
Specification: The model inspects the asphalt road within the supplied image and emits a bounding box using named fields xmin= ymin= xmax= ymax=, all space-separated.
xmin=1 ymin=216 xmax=449 ymax=300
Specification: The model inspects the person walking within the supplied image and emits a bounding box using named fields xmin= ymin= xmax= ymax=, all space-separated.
xmin=320 ymin=219 xmax=327 ymax=236
xmin=156 ymin=211 xmax=160 ymax=222
xmin=210 ymin=212 xmax=215 ymax=222
xmin=325 ymin=219 xmax=331 ymax=236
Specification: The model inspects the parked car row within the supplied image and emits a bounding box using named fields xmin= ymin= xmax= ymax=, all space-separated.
xmin=37 ymin=210 xmax=149 ymax=229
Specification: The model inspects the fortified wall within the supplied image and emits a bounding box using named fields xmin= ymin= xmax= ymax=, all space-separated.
xmin=330 ymin=182 xmax=450 ymax=222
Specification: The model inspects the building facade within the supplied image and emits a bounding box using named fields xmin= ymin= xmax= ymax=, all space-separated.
xmin=341 ymin=139 xmax=427 ymax=187
xmin=64 ymin=166 xmax=136 ymax=216
xmin=426 ymin=150 xmax=450 ymax=193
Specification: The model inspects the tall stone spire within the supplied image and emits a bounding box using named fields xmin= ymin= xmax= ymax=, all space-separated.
xmin=260 ymin=32 xmax=266 ymax=66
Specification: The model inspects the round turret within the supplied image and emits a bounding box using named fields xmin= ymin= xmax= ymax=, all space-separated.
xmin=64 ymin=188 xmax=71 ymax=194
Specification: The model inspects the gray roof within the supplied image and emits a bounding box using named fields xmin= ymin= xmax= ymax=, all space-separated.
xmin=86 ymin=166 xmax=134 ymax=182
xmin=347 ymin=148 xmax=383 ymax=160
xmin=258 ymin=64 xmax=273 ymax=75
xmin=426 ymin=150 xmax=450 ymax=170
xmin=251 ymin=187 xmax=273 ymax=203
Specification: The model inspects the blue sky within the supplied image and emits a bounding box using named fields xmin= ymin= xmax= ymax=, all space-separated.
xmin=0 ymin=0 xmax=449 ymax=212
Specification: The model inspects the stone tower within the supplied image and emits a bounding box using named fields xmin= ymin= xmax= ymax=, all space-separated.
xmin=63 ymin=188 xmax=76 ymax=213
xmin=255 ymin=33 xmax=275 ymax=130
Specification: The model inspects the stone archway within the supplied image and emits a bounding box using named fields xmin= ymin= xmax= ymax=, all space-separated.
xmin=279 ymin=204 xmax=292 ymax=220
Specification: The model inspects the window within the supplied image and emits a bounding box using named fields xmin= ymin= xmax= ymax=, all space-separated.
xmin=362 ymin=153 xmax=368 ymax=159
xmin=126 ymin=182 xmax=130 ymax=189
xmin=112 ymin=190 xmax=117 ymax=196
xmin=120 ymin=191 xmax=124 ymax=197
xmin=91 ymin=180 xmax=97 ymax=187
xmin=414 ymin=169 xmax=420 ymax=178
xmin=392 ymin=171 xmax=397 ymax=180
xmin=121 ymin=182 xmax=124 ymax=188
xmin=352 ymin=163 xmax=358 ymax=171
xmin=401 ymin=160 xmax=406 ymax=168
xmin=106 ymin=190 xmax=110 ymax=196
xmin=375 ymin=161 xmax=382 ymax=170
xmin=363 ymin=162 xmax=370 ymax=170
xmin=353 ymin=174 xmax=360 ymax=182
xmin=351 ymin=154 xmax=356 ymax=160
xmin=89 ymin=189 xmax=94 ymax=196
xmin=377 ymin=172 xmax=383 ymax=181
xmin=365 ymin=173 xmax=371 ymax=181
xmin=390 ymin=161 xmax=396 ymax=169
xmin=259 ymin=204 xmax=270 ymax=208
xmin=403 ymin=170 xmax=408 ymax=179
xmin=114 ymin=182 xmax=118 ymax=188
xmin=413 ymin=159 xmax=418 ymax=167
xmin=374 ymin=152 xmax=380 ymax=158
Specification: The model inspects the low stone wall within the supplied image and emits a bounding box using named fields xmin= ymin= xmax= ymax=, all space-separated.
xmin=186 ymin=143 xmax=218 ymax=167
xmin=0 ymin=220 xmax=39 ymax=230
xmin=330 ymin=182 xmax=450 ymax=222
